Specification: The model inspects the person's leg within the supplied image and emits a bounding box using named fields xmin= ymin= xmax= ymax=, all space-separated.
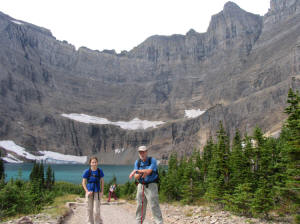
xmin=144 ymin=183 xmax=163 ymax=224
xmin=94 ymin=193 xmax=103 ymax=224
xmin=113 ymin=192 xmax=117 ymax=200
xmin=136 ymin=183 xmax=148 ymax=224
xmin=86 ymin=192 xmax=94 ymax=224
xmin=108 ymin=191 xmax=111 ymax=202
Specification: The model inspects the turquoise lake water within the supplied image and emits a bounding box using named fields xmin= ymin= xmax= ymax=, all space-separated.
xmin=4 ymin=163 xmax=135 ymax=184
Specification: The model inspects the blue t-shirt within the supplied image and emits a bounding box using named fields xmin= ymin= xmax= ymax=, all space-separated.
xmin=82 ymin=168 xmax=104 ymax=192
xmin=134 ymin=157 xmax=158 ymax=184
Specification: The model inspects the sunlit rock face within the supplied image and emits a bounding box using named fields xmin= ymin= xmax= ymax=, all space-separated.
xmin=0 ymin=0 xmax=300 ymax=164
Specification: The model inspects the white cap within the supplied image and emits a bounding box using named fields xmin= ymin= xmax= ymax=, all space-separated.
xmin=138 ymin=145 xmax=147 ymax=152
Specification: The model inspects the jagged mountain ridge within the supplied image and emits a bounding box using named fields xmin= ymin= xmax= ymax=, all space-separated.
xmin=0 ymin=0 xmax=300 ymax=164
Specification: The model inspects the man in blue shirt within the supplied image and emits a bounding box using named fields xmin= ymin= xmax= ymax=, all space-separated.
xmin=129 ymin=145 xmax=163 ymax=224
xmin=82 ymin=157 xmax=104 ymax=224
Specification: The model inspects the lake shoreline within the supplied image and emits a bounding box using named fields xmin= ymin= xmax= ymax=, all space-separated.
xmin=4 ymin=163 xmax=135 ymax=184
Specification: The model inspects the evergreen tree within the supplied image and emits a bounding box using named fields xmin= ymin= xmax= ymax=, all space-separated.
xmin=285 ymin=88 xmax=300 ymax=148
xmin=177 ymin=155 xmax=188 ymax=197
xmin=38 ymin=162 xmax=44 ymax=188
xmin=282 ymin=89 xmax=300 ymax=218
xmin=194 ymin=150 xmax=202 ymax=174
xmin=217 ymin=122 xmax=230 ymax=189
xmin=0 ymin=152 xmax=4 ymax=182
xmin=243 ymin=134 xmax=255 ymax=184
xmin=229 ymin=130 xmax=250 ymax=191
xmin=252 ymin=127 xmax=266 ymax=187
xmin=193 ymin=150 xmax=205 ymax=195
xmin=46 ymin=165 xmax=53 ymax=189
xmin=181 ymin=156 xmax=195 ymax=204
xmin=29 ymin=162 xmax=39 ymax=182
xmin=223 ymin=183 xmax=253 ymax=216
xmin=52 ymin=170 xmax=55 ymax=186
xmin=272 ymin=128 xmax=289 ymax=201
xmin=121 ymin=181 xmax=136 ymax=199
xmin=205 ymin=122 xmax=230 ymax=201
xmin=251 ymin=179 xmax=274 ymax=218
xmin=202 ymin=136 xmax=214 ymax=184
xmin=254 ymin=129 xmax=275 ymax=181
xmin=181 ymin=155 xmax=203 ymax=204
xmin=160 ymin=153 xmax=181 ymax=201
xmin=252 ymin=128 xmax=275 ymax=216
xmin=30 ymin=177 xmax=42 ymax=207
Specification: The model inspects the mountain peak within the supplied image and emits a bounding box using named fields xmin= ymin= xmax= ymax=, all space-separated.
xmin=224 ymin=1 xmax=241 ymax=10
xmin=223 ymin=1 xmax=243 ymax=14
xmin=0 ymin=10 xmax=53 ymax=37
xmin=186 ymin=28 xmax=197 ymax=36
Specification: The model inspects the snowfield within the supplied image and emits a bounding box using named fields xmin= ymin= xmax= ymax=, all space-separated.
xmin=61 ymin=113 xmax=165 ymax=130
xmin=184 ymin=109 xmax=206 ymax=118
xmin=0 ymin=140 xmax=87 ymax=164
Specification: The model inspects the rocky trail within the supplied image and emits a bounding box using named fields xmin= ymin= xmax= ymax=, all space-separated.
xmin=63 ymin=200 xmax=138 ymax=224
xmin=3 ymin=198 xmax=291 ymax=224
xmin=62 ymin=198 xmax=290 ymax=224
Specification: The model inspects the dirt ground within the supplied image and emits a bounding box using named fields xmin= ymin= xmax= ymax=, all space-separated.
xmin=63 ymin=198 xmax=290 ymax=224
xmin=2 ymin=198 xmax=290 ymax=224
xmin=63 ymin=199 xmax=152 ymax=224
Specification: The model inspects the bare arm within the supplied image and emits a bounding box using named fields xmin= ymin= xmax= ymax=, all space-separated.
xmin=134 ymin=169 xmax=153 ymax=179
xmin=129 ymin=169 xmax=137 ymax=179
xmin=82 ymin=178 xmax=93 ymax=196
xmin=100 ymin=178 xmax=104 ymax=197
xmin=82 ymin=178 xmax=88 ymax=192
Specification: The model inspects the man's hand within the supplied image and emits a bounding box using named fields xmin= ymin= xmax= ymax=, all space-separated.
xmin=87 ymin=191 xmax=93 ymax=196
xmin=134 ymin=172 xmax=142 ymax=180
xmin=100 ymin=191 xmax=103 ymax=198
xmin=129 ymin=170 xmax=137 ymax=179
xmin=141 ymin=172 xmax=149 ymax=178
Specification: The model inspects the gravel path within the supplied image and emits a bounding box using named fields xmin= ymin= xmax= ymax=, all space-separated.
xmin=63 ymin=199 xmax=290 ymax=224
xmin=64 ymin=200 xmax=152 ymax=224
xmin=3 ymin=198 xmax=291 ymax=224
xmin=63 ymin=198 xmax=291 ymax=224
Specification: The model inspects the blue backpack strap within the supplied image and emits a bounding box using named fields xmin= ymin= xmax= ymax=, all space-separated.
xmin=137 ymin=157 xmax=152 ymax=169
xmin=87 ymin=168 xmax=101 ymax=182
xmin=137 ymin=159 xmax=141 ymax=169
xmin=87 ymin=168 xmax=91 ymax=182
xmin=97 ymin=168 xmax=101 ymax=180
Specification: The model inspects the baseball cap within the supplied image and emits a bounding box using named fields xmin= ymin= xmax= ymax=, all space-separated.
xmin=138 ymin=145 xmax=147 ymax=152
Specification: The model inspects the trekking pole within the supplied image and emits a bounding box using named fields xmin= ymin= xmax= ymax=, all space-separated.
xmin=141 ymin=183 xmax=145 ymax=224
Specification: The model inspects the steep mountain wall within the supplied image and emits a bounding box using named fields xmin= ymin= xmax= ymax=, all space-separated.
xmin=0 ymin=1 xmax=300 ymax=164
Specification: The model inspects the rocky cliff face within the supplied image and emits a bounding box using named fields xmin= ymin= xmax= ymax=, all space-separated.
xmin=0 ymin=1 xmax=300 ymax=164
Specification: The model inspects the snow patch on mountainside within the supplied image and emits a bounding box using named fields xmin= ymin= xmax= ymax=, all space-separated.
xmin=0 ymin=140 xmax=87 ymax=164
xmin=61 ymin=113 xmax=165 ymax=130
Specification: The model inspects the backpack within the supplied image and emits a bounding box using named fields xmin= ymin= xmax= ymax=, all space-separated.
xmin=87 ymin=168 xmax=102 ymax=199
xmin=87 ymin=168 xmax=101 ymax=183
xmin=137 ymin=157 xmax=160 ymax=184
